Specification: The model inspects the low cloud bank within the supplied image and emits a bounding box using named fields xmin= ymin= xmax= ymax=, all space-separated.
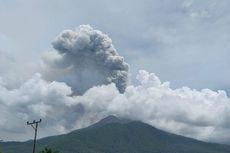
xmin=0 ymin=70 xmax=230 ymax=143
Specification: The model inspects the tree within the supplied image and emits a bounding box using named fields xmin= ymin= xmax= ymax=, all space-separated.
xmin=39 ymin=147 xmax=60 ymax=153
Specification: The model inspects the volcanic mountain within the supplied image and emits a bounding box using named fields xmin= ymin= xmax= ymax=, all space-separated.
xmin=1 ymin=115 xmax=230 ymax=153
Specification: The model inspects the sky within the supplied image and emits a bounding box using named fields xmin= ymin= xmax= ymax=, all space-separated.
xmin=0 ymin=0 xmax=230 ymax=144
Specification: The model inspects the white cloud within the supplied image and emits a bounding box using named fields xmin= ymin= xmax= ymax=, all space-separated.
xmin=0 ymin=73 xmax=75 ymax=140
xmin=0 ymin=69 xmax=230 ymax=143
xmin=70 ymin=70 xmax=230 ymax=143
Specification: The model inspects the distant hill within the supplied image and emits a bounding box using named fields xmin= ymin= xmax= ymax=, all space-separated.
xmin=1 ymin=115 xmax=230 ymax=153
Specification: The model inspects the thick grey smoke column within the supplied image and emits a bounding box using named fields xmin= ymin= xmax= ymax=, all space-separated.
xmin=45 ymin=25 xmax=129 ymax=94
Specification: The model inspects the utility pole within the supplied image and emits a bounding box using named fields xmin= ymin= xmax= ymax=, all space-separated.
xmin=27 ymin=119 xmax=42 ymax=153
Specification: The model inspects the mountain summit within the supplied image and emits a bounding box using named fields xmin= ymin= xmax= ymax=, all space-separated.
xmin=87 ymin=115 xmax=132 ymax=129
xmin=1 ymin=116 xmax=230 ymax=153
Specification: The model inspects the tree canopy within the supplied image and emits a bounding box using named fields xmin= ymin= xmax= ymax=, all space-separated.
xmin=39 ymin=147 xmax=60 ymax=153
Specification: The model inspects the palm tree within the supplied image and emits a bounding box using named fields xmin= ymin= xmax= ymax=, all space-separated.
xmin=39 ymin=147 xmax=60 ymax=153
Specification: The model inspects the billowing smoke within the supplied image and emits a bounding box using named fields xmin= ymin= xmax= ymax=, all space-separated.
xmin=42 ymin=25 xmax=129 ymax=94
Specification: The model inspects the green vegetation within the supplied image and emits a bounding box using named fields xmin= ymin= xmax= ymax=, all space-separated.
xmin=39 ymin=147 xmax=60 ymax=153
xmin=1 ymin=116 xmax=230 ymax=153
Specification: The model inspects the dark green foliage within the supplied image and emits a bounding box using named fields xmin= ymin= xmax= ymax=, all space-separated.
xmin=1 ymin=116 xmax=230 ymax=153
xmin=39 ymin=147 xmax=60 ymax=153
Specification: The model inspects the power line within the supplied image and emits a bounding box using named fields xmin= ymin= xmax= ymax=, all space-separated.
xmin=27 ymin=119 xmax=42 ymax=153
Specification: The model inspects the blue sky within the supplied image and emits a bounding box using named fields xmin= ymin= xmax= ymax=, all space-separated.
xmin=1 ymin=0 xmax=230 ymax=142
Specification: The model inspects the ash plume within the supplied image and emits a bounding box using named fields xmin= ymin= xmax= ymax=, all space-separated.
xmin=42 ymin=25 xmax=129 ymax=94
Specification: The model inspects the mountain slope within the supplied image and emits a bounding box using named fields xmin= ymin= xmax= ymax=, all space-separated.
xmin=1 ymin=116 xmax=230 ymax=153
